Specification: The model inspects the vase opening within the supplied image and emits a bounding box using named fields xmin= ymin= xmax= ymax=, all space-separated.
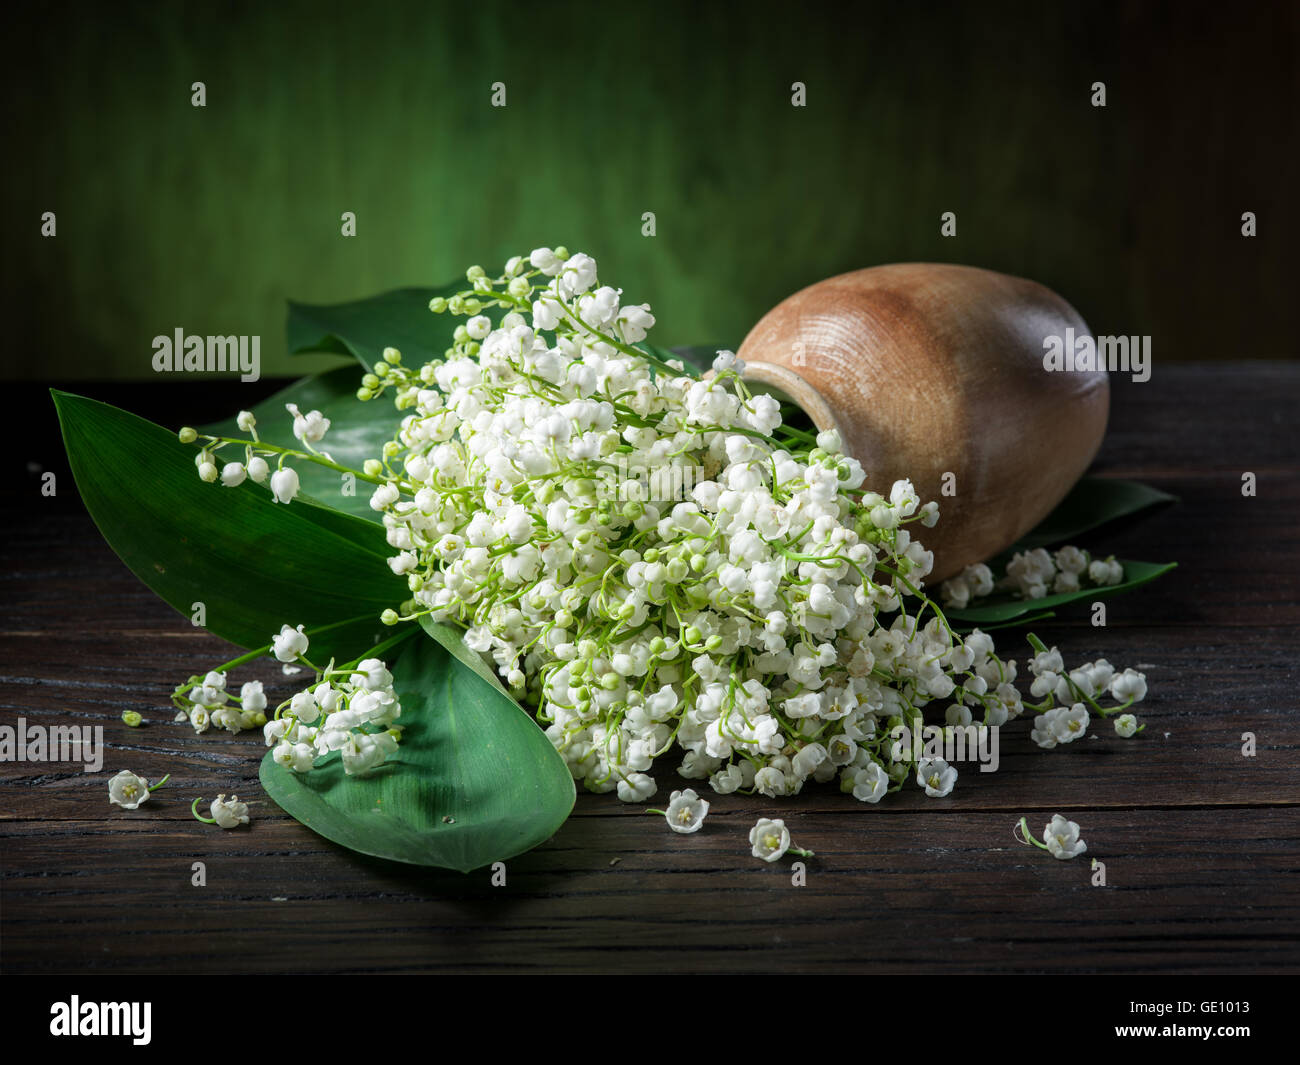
xmin=739 ymin=360 xmax=838 ymax=442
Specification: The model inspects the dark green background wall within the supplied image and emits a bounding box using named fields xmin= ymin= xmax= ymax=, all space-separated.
xmin=5 ymin=0 xmax=1296 ymax=380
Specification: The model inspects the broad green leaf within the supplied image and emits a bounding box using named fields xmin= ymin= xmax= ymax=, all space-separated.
xmin=1013 ymin=477 xmax=1177 ymax=552
xmin=419 ymin=616 xmax=512 ymax=695
xmin=203 ymin=367 xmax=396 ymax=523
xmin=287 ymin=283 xmax=464 ymax=370
xmin=53 ymin=390 xmax=407 ymax=662
xmin=943 ymin=560 xmax=1177 ymax=626
xmin=260 ymin=628 xmax=576 ymax=872
xmin=952 ymin=610 xmax=1058 ymax=634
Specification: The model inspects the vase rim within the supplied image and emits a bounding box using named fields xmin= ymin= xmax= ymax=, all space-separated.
xmin=739 ymin=359 xmax=840 ymax=437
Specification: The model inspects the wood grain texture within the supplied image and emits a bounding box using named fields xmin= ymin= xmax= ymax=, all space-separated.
xmin=2 ymin=365 xmax=1297 ymax=974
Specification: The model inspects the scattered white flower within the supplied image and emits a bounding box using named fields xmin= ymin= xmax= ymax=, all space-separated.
xmin=108 ymin=770 xmax=152 ymax=809
xmin=1043 ymin=814 xmax=1088 ymax=859
xmin=210 ymin=794 xmax=250 ymax=829
xmin=1114 ymin=713 xmax=1140 ymax=737
xmin=749 ymin=817 xmax=792 ymax=862
xmin=663 ymin=788 xmax=710 ymax=833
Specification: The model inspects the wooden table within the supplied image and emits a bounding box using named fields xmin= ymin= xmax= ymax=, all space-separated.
xmin=3 ymin=365 xmax=1297 ymax=974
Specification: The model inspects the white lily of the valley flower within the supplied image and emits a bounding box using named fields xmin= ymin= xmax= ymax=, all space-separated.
xmin=286 ymin=403 xmax=330 ymax=444
xmin=1031 ymin=707 xmax=1064 ymax=749
xmin=1052 ymin=703 xmax=1090 ymax=743
xmin=273 ymin=623 xmax=309 ymax=663
xmin=239 ymin=680 xmax=267 ymax=713
xmin=351 ymin=658 xmax=394 ymax=691
xmin=617 ymin=773 xmax=657 ymax=803
xmin=270 ymin=466 xmax=300 ymax=504
xmin=916 ymin=757 xmax=957 ymax=797
xmin=1114 ymin=713 xmax=1140 ymax=737
xmin=664 ymin=788 xmax=709 ymax=833
xmin=1043 ymin=814 xmax=1088 ymax=859
xmin=749 ymin=817 xmax=791 ymax=862
xmin=211 ymin=794 xmax=250 ymax=829
xmin=274 ymin=741 xmax=316 ymax=773
xmin=1109 ymin=668 xmax=1148 ymax=703
xmin=108 ymin=770 xmax=152 ymax=809
xmin=851 ymin=762 xmax=889 ymax=803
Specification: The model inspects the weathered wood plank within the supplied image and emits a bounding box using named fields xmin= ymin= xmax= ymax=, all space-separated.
xmin=3 ymin=366 xmax=1297 ymax=973
xmin=2 ymin=809 xmax=1295 ymax=974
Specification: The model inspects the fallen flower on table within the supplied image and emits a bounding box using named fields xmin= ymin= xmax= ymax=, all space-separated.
xmin=192 ymin=794 xmax=251 ymax=829
xmin=108 ymin=770 xmax=170 ymax=810
xmin=750 ymin=817 xmax=814 ymax=862
xmin=1016 ymin=814 xmax=1088 ymax=860
xmin=1114 ymin=713 xmax=1142 ymax=737
xmin=647 ymin=788 xmax=711 ymax=833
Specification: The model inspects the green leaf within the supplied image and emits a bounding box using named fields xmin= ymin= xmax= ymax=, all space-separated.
xmin=203 ymin=367 xmax=396 ymax=523
xmin=53 ymin=390 xmax=406 ymax=661
xmin=952 ymin=610 xmax=1058 ymax=634
xmin=419 ymin=616 xmax=512 ymax=694
xmin=259 ymin=627 xmax=576 ymax=872
xmin=287 ymin=283 xmax=465 ymax=371
xmin=1014 ymin=477 xmax=1177 ymax=552
xmin=943 ymin=560 xmax=1177 ymax=626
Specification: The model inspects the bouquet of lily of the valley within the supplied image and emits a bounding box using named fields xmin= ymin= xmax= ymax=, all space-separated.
xmin=57 ymin=248 xmax=1176 ymax=871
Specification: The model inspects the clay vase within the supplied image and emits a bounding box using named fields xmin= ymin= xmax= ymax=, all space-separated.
xmin=736 ymin=263 xmax=1109 ymax=583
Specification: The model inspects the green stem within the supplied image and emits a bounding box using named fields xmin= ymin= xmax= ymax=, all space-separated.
xmin=206 ymin=436 xmax=402 ymax=489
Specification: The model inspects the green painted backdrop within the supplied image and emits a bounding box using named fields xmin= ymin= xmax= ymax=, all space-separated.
xmin=4 ymin=0 xmax=1295 ymax=380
